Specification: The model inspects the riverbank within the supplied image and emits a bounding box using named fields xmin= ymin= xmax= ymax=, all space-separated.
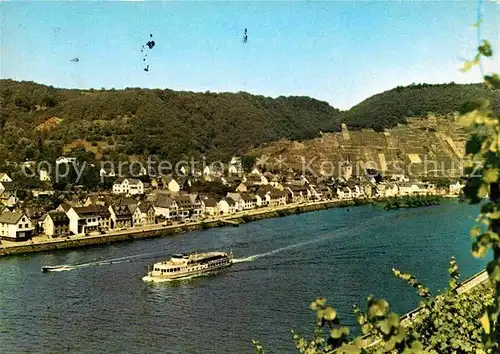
xmin=382 ymin=194 xmax=442 ymax=210
xmin=0 ymin=198 xmax=360 ymax=257
xmin=0 ymin=195 xmax=457 ymax=257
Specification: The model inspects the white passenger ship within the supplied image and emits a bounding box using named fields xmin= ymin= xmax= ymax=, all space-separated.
xmin=142 ymin=251 xmax=233 ymax=282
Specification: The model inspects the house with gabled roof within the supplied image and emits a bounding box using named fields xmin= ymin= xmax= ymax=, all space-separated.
xmin=160 ymin=175 xmax=180 ymax=192
xmin=112 ymin=198 xmax=140 ymax=226
xmin=112 ymin=178 xmax=144 ymax=195
xmin=137 ymin=202 xmax=155 ymax=225
xmin=83 ymin=194 xmax=113 ymax=207
xmin=153 ymin=195 xmax=178 ymax=220
xmin=0 ymin=212 xmax=34 ymax=241
xmin=201 ymin=197 xmax=218 ymax=216
xmin=109 ymin=204 xmax=133 ymax=229
xmin=335 ymin=186 xmax=352 ymax=200
xmin=40 ymin=212 xmax=70 ymax=237
xmin=217 ymin=197 xmax=236 ymax=215
xmin=0 ymin=173 xmax=12 ymax=183
xmin=241 ymin=193 xmax=258 ymax=210
xmin=246 ymin=174 xmax=268 ymax=186
xmin=235 ymin=182 xmax=247 ymax=194
xmin=188 ymin=194 xmax=204 ymax=218
xmin=0 ymin=189 xmax=18 ymax=207
xmin=0 ymin=181 xmax=13 ymax=194
xmin=268 ymin=189 xmax=286 ymax=206
xmin=56 ymin=156 xmax=77 ymax=165
xmin=66 ymin=206 xmax=111 ymax=235
xmin=174 ymin=195 xmax=194 ymax=219
xmin=285 ymin=184 xmax=311 ymax=203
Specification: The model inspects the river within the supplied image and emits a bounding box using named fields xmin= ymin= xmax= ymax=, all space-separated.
xmin=0 ymin=201 xmax=486 ymax=353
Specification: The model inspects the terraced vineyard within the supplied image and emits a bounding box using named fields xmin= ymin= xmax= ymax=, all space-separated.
xmin=253 ymin=114 xmax=468 ymax=178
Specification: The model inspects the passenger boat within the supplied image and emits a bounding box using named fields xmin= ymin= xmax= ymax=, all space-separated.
xmin=142 ymin=251 xmax=233 ymax=282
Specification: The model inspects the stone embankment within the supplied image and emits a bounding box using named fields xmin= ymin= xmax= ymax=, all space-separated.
xmin=0 ymin=199 xmax=357 ymax=256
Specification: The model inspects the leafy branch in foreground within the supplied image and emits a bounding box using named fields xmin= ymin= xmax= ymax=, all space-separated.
xmin=260 ymin=258 xmax=493 ymax=353
xmin=459 ymin=11 xmax=500 ymax=347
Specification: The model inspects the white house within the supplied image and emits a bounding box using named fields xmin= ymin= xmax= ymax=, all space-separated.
xmin=217 ymin=198 xmax=237 ymax=215
xmin=202 ymin=198 xmax=219 ymax=216
xmin=398 ymin=183 xmax=425 ymax=196
xmin=449 ymin=181 xmax=465 ymax=195
xmin=39 ymin=168 xmax=51 ymax=182
xmin=375 ymin=183 xmax=399 ymax=197
xmin=0 ymin=182 xmax=17 ymax=207
xmin=336 ymin=187 xmax=352 ymax=200
xmin=241 ymin=193 xmax=258 ymax=210
xmin=188 ymin=194 xmax=204 ymax=219
xmin=228 ymin=156 xmax=243 ymax=175
xmin=0 ymin=212 xmax=34 ymax=241
xmin=250 ymin=167 xmax=262 ymax=176
xmin=0 ymin=173 xmax=12 ymax=183
xmin=112 ymin=178 xmax=144 ymax=195
xmin=163 ymin=176 xmax=180 ymax=193
xmin=41 ymin=212 xmax=70 ymax=237
xmin=154 ymin=196 xmax=178 ymax=220
xmin=390 ymin=174 xmax=410 ymax=183
xmin=99 ymin=168 xmax=116 ymax=177
xmin=137 ymin=202 xmax=155 ymax=225
xmin=56 ymin=156 xmax=77 ymax=165
xmin=66 ymin=206 xmax=111 ymax=235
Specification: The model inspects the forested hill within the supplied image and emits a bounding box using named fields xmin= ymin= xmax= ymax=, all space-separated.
xmin=0 ymin=79 xmax=341 ymax=164
xmin=0 ymin=80 xmax=499 ymax=165
xmin=343 ymin=83 xmax=500 ymax=131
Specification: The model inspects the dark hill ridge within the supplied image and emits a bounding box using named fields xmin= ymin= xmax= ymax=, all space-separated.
xmin=344 ymin=82 xmax=500 ymax=131
xmin=0 ymin=80 xmax=341 ymax=164
xmin=0 ymin=80 xmax=498 ymax=166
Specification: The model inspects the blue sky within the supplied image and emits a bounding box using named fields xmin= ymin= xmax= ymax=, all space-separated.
xmin=1 ymin=1 xmax=499 ymax=109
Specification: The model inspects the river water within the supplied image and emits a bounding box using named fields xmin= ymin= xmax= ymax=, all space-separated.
xmin=0 ymin=201 xmax=486 ymax=353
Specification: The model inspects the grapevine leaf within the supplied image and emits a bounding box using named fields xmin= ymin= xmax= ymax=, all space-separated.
xmin=483 ymin=168 xmax=499 ymax=183
xmin=480 ymin=312 xmax=490 ymax=334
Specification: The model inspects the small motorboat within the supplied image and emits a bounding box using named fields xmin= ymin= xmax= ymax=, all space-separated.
xmin=41 ymin=265 xmax=73 ymax=272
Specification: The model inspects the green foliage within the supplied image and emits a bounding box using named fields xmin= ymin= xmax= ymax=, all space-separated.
xmin=383 ymin=195 xmax=441 ymax=210
xmin=241 ymin=155 xmax=257 ymax=173
xmin=343 ymin=83 xmax=500 ymax=132
xmin=459 ymin=29 xmax=500 ymax=347
xmin=186 ymin=180 xmax=233 ymax=198
xmin=0 ymin=80 xmax=342 ymax=164
xmin=279 ymin=259 xmax=494 ymax=354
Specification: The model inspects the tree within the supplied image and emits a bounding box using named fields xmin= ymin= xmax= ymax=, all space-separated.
xmin=241 ymin=155 xmax=257 ymax=173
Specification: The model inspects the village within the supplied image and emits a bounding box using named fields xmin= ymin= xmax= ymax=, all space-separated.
xmin=0 ymin=156 xmax=464 ymax=244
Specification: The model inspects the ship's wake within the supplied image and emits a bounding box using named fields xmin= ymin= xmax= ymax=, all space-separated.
xmin=232 ymin=237 xmax=322 ymax=264
xmin=42 ymin=251 xmax=166 ymax=272
xmin=231 ymin=213 xmax=389 ymax=264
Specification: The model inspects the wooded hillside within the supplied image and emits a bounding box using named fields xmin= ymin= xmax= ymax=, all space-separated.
xmin=1 ymin=80 xmax=498 ymax=166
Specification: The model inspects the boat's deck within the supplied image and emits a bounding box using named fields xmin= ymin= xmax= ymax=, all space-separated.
xmin=156 ymin=252 xmax=228 ymax=266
